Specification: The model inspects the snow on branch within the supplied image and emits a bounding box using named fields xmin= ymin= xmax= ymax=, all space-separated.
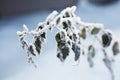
xmin=17 ymin=6 xmax=120 ymax=80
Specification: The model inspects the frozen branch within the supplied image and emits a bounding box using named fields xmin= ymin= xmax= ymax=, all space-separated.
xmin=17 ymin=6 xmax=120 ymax=80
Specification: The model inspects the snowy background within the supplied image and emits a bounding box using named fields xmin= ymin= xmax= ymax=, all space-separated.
xmin=0 ymin=0 xmax=120 ymax=80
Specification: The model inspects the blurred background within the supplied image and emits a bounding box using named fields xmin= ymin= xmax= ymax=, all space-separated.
xmin=0 ymin=0 xmax=120 ymax=80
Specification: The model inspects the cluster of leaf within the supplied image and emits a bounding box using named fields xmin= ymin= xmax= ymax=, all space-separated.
xmin=87 ymin=27 xmax=119 ymax=80
xmin=28 ymin=32 xmax=46 ymax=56
xmin=30 ymin=25 xmax=47 ymax=57
xmin=53 ymin=7 xmax=82 ymax=62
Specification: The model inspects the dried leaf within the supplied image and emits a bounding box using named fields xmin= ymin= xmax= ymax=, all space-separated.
xmin=73 ymin=33 xmax=77 ymax=41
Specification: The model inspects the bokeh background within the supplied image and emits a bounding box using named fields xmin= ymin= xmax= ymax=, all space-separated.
xmin=0 ymin=0 xmax=120 ymax=80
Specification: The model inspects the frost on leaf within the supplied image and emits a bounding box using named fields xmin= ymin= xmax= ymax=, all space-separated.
xmin=102 ymin=32 xmax=112 ymax=47
xmin=63 ymin=21 xmax=69 ymax=29
xmin=112 ymin=41 xmax=120 ymax=56
xmin=65 ymin=12 xmax=70 ymax=17
xmin=61 ymin=45 xmax=70 ymax=60
xmin=55 ymin=31 xmax=70 ymax=62
xmin=87 ymin=45 xmax=95 ymax=67
xmin=55 ymin=31 xmax=65 ymax=43
xmin=56 ymin=41 xmax=70 ymax=62
xmin=34 ymin=37 xmax=41 ymax=54
xmin=40 ymin=32 xmax=46 ymax=39
xmin=28 ymin=45 xmax=36 ymax=56
xmin=72 ymin=43 xmax=81 ymax=61
xmin=56 ymin=17 xmax=61 ymax=25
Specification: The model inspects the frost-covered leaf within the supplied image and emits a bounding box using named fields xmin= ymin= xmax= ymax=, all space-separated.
xmin=102 ymin=49 xmax=115 ymax=80
xmin=103 ymin=57 xmax=114 ymax=80
xmin=40 ymin=32 xmax=46 ymax=39
xmin=73 ymin=33 xmax=77 ymax=41
xmin=80 ymin=28 xmax=86 ymax=39
xmin=69 ymin=35 xmax=72 ymax=40
xmin=57 ymin=40 xmax=66 ymax=49
xmin=20 ymin=37 xmax=28 ymax=49
xmin=55 ymin=31 xmax=65 ymax=43
xmin=28 ymin=45 xmax=36 ymax=56
xmin=72 ymin=43 xmax=81 ymax=61
xmin=34 ymin=37 xmax=41 ymax=54
xmin=61 ymin=31 xmax=65 ymax=37
xmin=88 ymin=45 xmax=95 ymax=58
xmin=56 ymin=17 xmax=60 ymax=25
xmin=87 ymin=45 xmax=95 ymax=67
xmin=67 ymin=40 xmax=71 ymax=46
xmin=57 ymin=52 xmax=64 ymax=62
xmin=91 ymin=27 xmax=100 ymax=34
xmin=21 ymin=40 xmax=28 ymax=49
xmin=102 ymin=33 xmax=112 ymax=47
xmin=41 ymin=37 xmax=45 ymax=42
xmin=63 ymin=21 xmax=68 ymax=29
xmin=67 ymin=20 xmax=71 ymax=27
xmin=57 ymin=45 xmax=70 ymax=62
xmin=112 ymin=41 xmax=120 ymax=56
xmin=61 ymin=45 xmax=69 ymax=60
xmin=37 ymin=25 xmax=43 ymax=31
xmin=55 ymin=33 xmax=60 ymax=43
xmin=65 ymin=12 xmax=70 ymax=17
